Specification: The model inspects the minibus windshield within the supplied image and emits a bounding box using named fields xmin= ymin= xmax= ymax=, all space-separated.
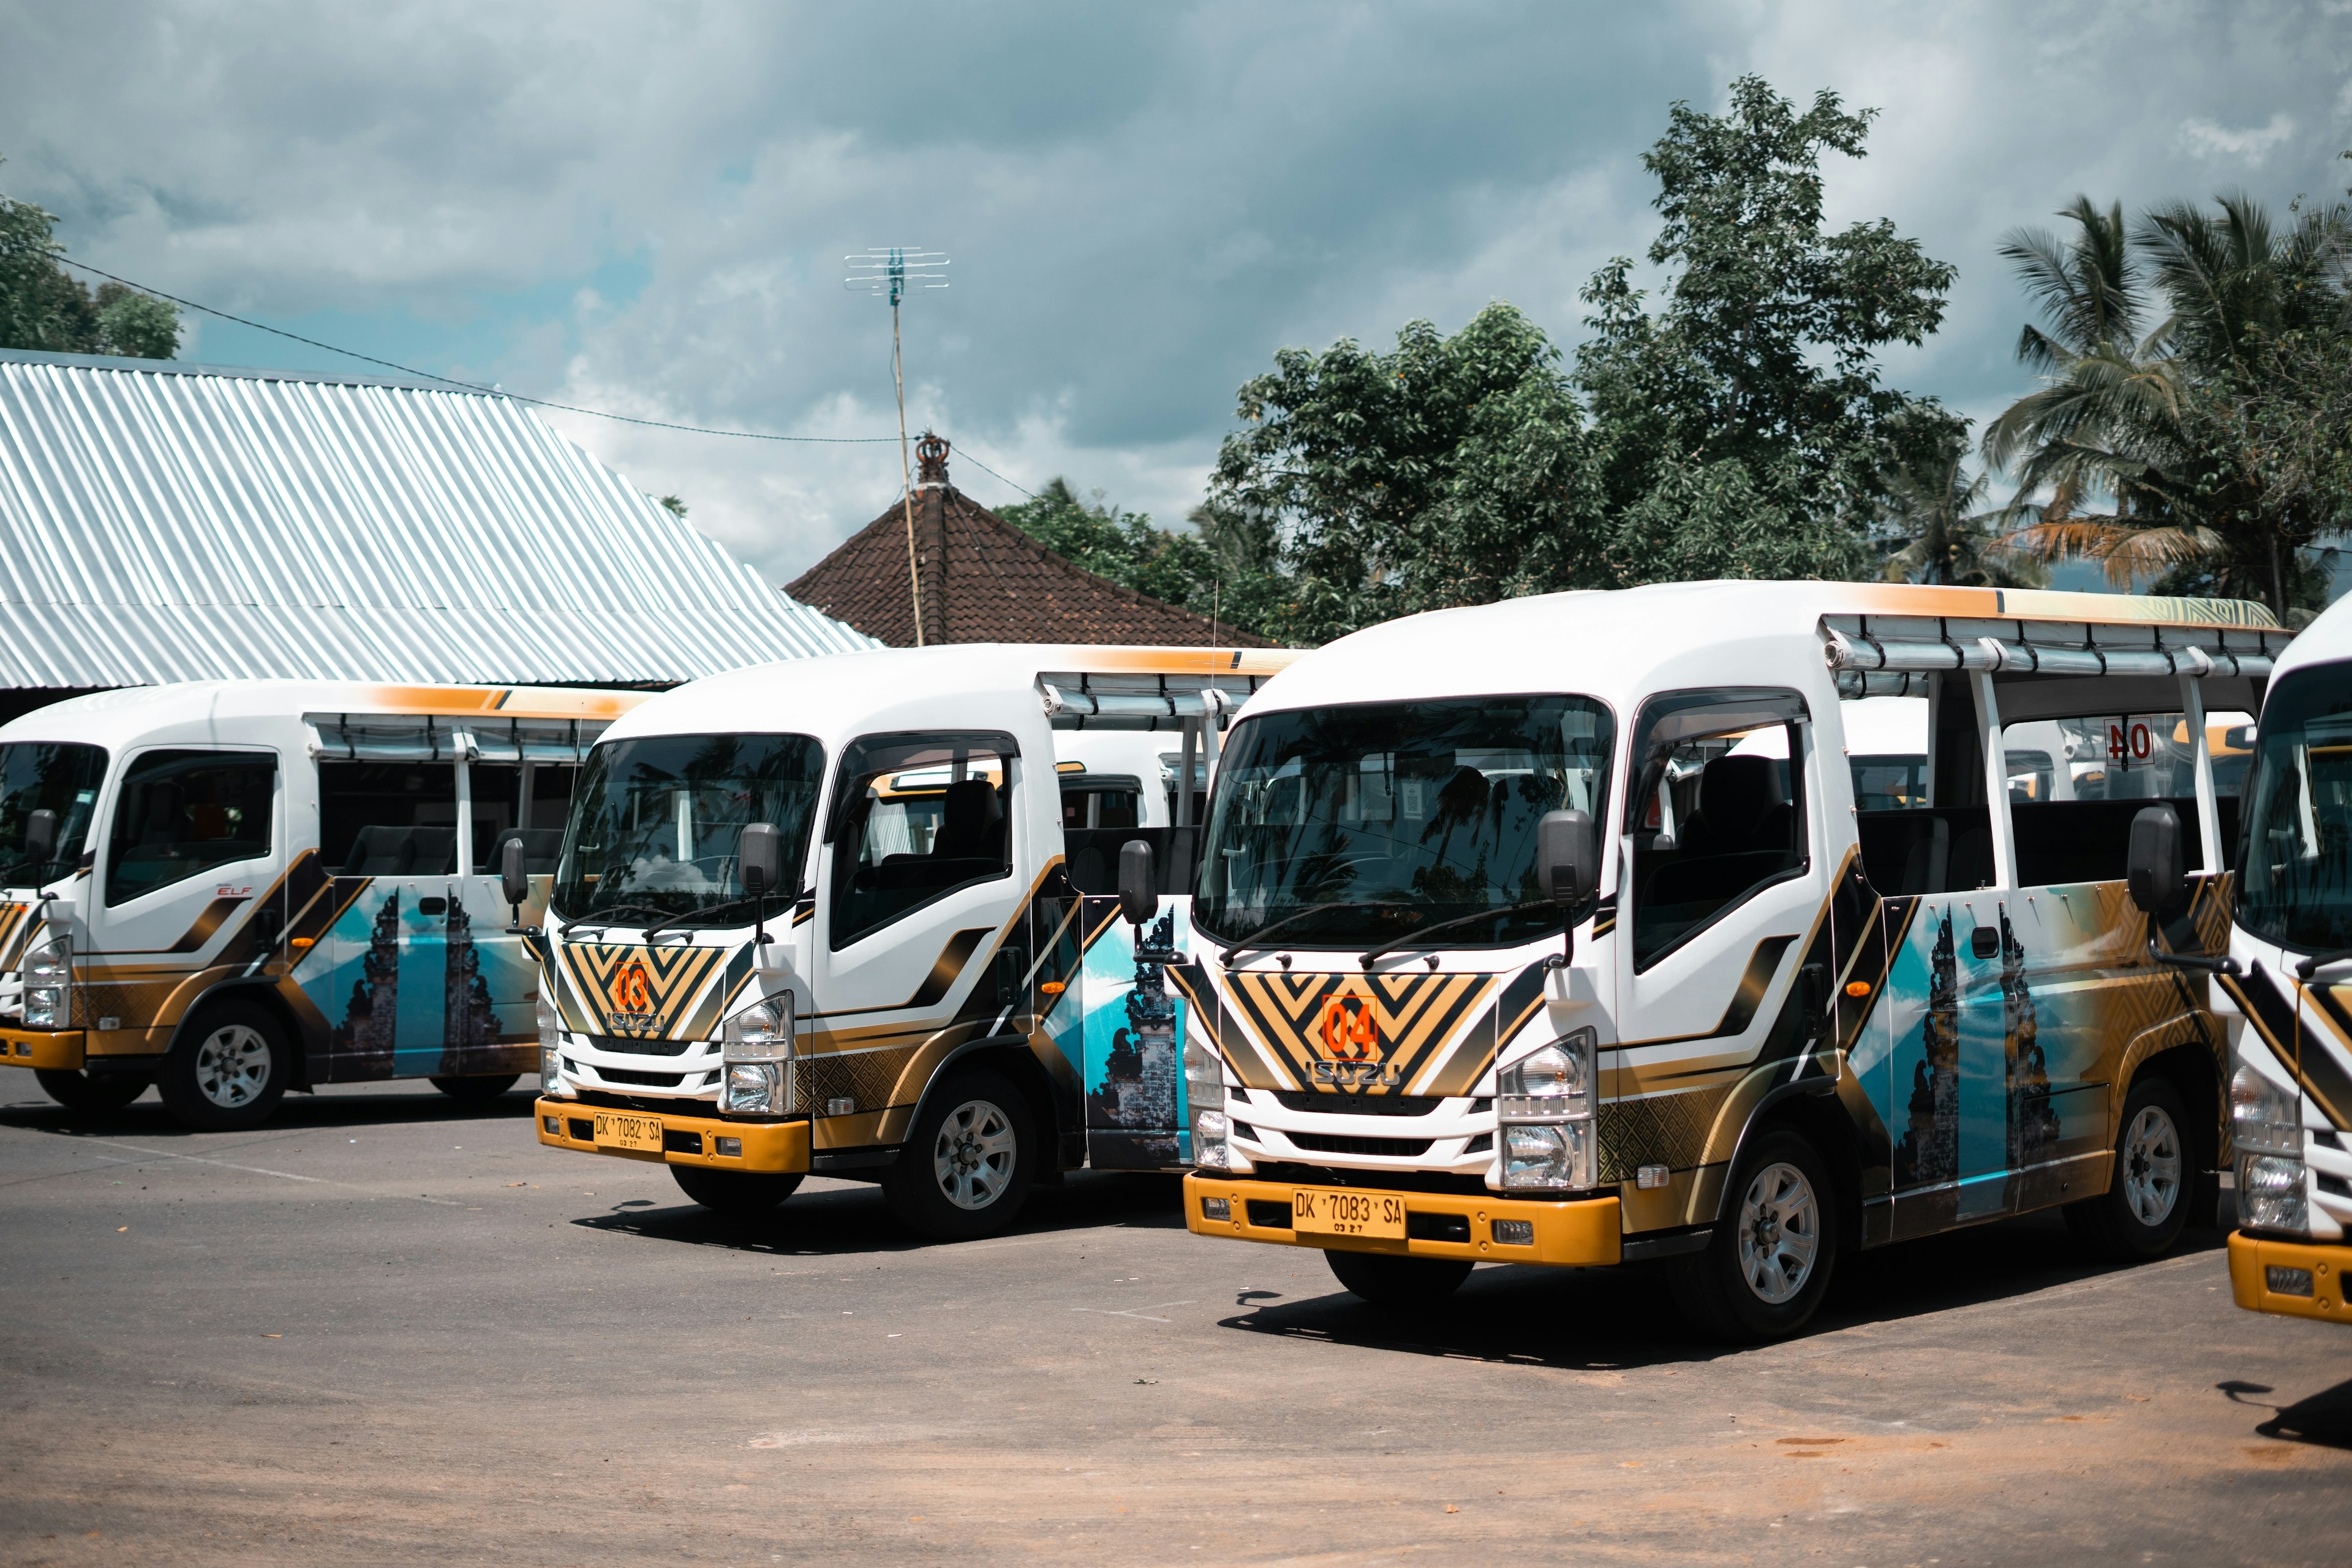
xmin=2237 ymin=660 xmax=2352 ymax=953
xmin=0 ymin=742 xmax=107 ymax=888
xmin=553 ymin=734 xmax=824 ymax=925
xmin=1195 ymin=696 xmax=1614 ymax=949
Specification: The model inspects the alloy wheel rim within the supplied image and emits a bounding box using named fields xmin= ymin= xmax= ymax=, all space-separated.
xmin=1735 ymin=1159 xmax=1820 ymax=1305
xmin=194 ymin=1025 xmax=271 ymax=1109
xmin=932 ymin=1098 xmax=1016 ymax=1210
xmin=2121 ymin=1104 xmax=2182 ymax=1227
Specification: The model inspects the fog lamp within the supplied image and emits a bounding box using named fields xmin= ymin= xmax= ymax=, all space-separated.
xmin=714 ymin=1136 xmax=744 ymax=1158
xmin=1200 ymin=1196 xmax=1231 ymax=1221
xmin=1491 ymin=1218 xmax=1534 ymax=1246
xmin=2266 ymin=1265 xmax=2316 ymax=1297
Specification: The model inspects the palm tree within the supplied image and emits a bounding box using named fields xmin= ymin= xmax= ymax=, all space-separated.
xmin=1879 ymin=443 xmax=2046 ymax=588
xmin=1981 ymin=193 xmax=2352 ymax=614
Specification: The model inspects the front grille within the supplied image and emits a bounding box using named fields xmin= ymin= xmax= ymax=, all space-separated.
xmin=598 ymin=1066 xmax=686 ymax=1088
xmin=1245 ymin=1199 xmax=1292 ymax=1229
xmin=588 ymin=1033 xmax=701 ymax=1058
xmin=1273 ymin=1090 xmax=1442 ymax=1117
xmin=575 ymin=1088 xmax=719 ymax=1115
xmin=1286 ymin=1131 xmax=1433 ymax=1158
xmin=1249 ymin=1161 xmax=1490 ymax=1197
xmin=1463 ymin=1132 xmax=1493 ymax=1154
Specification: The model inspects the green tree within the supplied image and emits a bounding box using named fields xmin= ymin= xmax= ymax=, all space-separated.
xmin=1205 ymin=302 xmax=1602 ymax=644
xmin=1987 ymin=190 xmax=2352 ymax=620
xmin=1876 ymin=440 xmax=2046 ymax=588
xmin=0 ymin=162 xmax=181 ymax=360
xmin=1575 ymin=75 xmax=1963 ymax=583
xmin=997 ymin=478 xmax=1261 ymax=630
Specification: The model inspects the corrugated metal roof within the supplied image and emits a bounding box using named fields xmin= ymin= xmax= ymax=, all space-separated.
xmin=0 ymin=348 xmax=876 ymax=688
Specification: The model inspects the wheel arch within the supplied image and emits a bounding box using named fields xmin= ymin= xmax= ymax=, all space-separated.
xmin=1712 ymin=1082 xmax=1863 ymax=1256
xmin=165 ymin=982 xmax=313 ymax=1091
xmin=905 ymin=1035 xmax=1063 ymax=1168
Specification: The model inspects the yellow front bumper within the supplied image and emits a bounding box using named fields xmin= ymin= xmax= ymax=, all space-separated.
xmin=533 ymin=1097 xmax=811 ymax=1175
xmin=2228 ymin=1230 xmax=2351 ymax=1322
xmin=0 ymin=1028 xmax=83 ymax=1070
xmin=1182 ymin=1172 xmax=1622 ymax=1266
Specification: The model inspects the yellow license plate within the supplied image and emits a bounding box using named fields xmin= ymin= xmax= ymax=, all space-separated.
xmin=1292 ymin=1188 xmax=1407 ymax=1239
xmin=592 ymin=1112 xmax=666 ymax=1153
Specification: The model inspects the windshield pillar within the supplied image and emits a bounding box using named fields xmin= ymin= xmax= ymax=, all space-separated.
xmin=2180 ymin=671 xmax=2222 ymax=872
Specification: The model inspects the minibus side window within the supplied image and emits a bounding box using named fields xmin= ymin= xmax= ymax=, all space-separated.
xmin=1996 ymin=710 xmax=2253 ymax=884
xmin=318 ymin=762 xmax=460 ymax=878
xmin=1624 ymin=690 xmax=1809 ymax=970
xmin=829 ymin=737 xmax=1014 ymax=949
xmin=465 ymin=762 xmax=579 ymax=873
xmin=104 ymin=750 xmax=277 ymax=906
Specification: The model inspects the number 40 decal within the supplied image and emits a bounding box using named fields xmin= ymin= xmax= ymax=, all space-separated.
xmin=2108 ymin=720 xmax=2152 ymax=763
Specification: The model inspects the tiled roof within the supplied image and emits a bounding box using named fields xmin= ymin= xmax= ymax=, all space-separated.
xmin=784 ymin=437 xmax=1268 ymax=648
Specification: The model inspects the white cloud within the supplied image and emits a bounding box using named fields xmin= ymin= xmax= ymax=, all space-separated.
xmin=2179 ymin=113 xmax=2298 ymax=164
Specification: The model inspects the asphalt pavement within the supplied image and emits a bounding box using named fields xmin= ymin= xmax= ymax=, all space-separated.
xmin=1 ymin=1077 xmax=2347 ymax=1567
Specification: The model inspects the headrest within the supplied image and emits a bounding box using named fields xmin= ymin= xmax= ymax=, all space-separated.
xmin=940 ymin=780 xmax=1003 ymax=846
xmin=1698 ymin=755 xmax=1781 ymax=841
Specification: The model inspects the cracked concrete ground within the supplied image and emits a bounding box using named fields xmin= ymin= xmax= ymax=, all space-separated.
xmin=1 ymin=1079 xmax=2346 ymax=1566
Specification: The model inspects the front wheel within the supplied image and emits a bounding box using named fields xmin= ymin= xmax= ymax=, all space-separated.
xmin=1323 ymin=1249 xmax=1472 ymax=1311
xmin=2064 ymin=1076 xmax=2190 ymax=1261
xmin=883 ymin=1068 xmax=1036 ymax=1241
xmin=1671 ymin=1128 xmax=1840 ymax=1342
xmin=157 ymin=1001 xmax=291 ymax=1131
xmin=671 ymin=1164 xmax=802 ymax=1216
xmin=429 ymin=1074 xmax=521 ymax=1102
xmin=34 ymin=1067 xmax=150 ymax=1112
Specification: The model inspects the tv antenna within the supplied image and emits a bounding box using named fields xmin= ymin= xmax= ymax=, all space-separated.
xmin=844 ymin=247 xmax=950 ymax=646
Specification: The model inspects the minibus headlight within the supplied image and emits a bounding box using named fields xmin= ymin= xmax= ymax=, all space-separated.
xmin=1497 ymin=1027 xmax=1597 ymax=1190
xmin=2239 ymin=1154 xmax=2309 ymax=1236
xmin=720 ymin=992 xmax=794 ymax=1116
xmin=24 ymin=929 xmax=69 ymax=1030
xmin=2231 ymin=1064 xmax=2301 ymax=1155
xmin=536 ymin=990 xmax=561 ymax=1049
xmin=1183 ymin=1038 xmax=1225 ymax=1109
xmin=1191 ymin=1106 xmax=1232 ymax=1170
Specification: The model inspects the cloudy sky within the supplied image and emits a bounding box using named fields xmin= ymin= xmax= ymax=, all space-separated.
xmin=2 ymin=1 xmax=2346 ymax=587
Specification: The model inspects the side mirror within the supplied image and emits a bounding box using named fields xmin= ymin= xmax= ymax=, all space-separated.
xmin=739 ymin=823 xmax=783 ymax=900
xmin=499 ymin=835 xmax=530 ymax=910
xmin=1117 ymin=839 xmax=1157 ymax=927
xmin=2127 ymin=804 xmax=2188 ymax=914
xmin=23 ymin=808 xmax=56 ymax=863
xmin=1536 ymin=809 xmax=1599 ymax=907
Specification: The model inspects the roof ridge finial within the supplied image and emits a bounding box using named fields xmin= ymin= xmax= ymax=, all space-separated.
xmin=915 ymin=430 xmax=950 ymax=489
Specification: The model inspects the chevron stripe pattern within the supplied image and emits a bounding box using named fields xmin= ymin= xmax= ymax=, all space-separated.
xmin=557 ymin=943 xmax=731 ymax=1040
xmin=1221 ymin=968 xmax=1498 ymax=1096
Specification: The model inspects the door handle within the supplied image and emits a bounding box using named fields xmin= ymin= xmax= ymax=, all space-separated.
xmin=1801 ymin=963 xmax=1828 ymax=1040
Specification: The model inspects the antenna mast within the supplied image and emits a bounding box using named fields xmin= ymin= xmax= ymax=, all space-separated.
xmin=844 ymin=247 xmax=950 ymax=646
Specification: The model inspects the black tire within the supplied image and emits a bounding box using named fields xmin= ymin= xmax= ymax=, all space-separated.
xmin=33 ymin=1068 xmax=150 ymax=1112
xmin=1670 ymin=1127 xmax=1840 ymax=1343
xmin=883 ymin=1068 xmax=1036 ymax=1241
xmin=671 ymin=1164 xmax=802 ymax=1216
xmin=2064 ymin=1075 xmax=2191 ymax=1261
xmin=156 ymin=1000 xmax=291 ymax=1131
xmin=1323 ymin=1248 xmax=1473 ymax=1311
xmin=428 ymin=1074 xmax=521 ymax=1102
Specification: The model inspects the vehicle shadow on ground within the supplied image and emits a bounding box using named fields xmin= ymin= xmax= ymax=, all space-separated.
xmin=0 ymin=1085 xmax=541 ymax=1139
xmin=570 ymin=1170 xmax=1189 ymax=1259
xmin=1218 ymin=1210 xmax=2234 ymax=1372
xmin=2221 ymin=1375 xmax=2352 ymax=1450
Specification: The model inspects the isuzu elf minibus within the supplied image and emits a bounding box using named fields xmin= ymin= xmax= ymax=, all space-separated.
xmin=1170 ymin=581 xmax=2282 ymax=1340
xmin=0 ymin=680 xmax=646 ymax=1127
xmin=527 ymin=643 xmax=1298 ymax=1240
xmin=2196 ymin=592 xmax=2352 ymax=1323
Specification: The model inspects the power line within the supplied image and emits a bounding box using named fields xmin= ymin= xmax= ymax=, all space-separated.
xmin=55 ymin=253 xmax=1049 ymax=497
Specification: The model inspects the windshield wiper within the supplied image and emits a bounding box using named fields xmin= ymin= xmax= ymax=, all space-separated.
xmin=1357 ymin=900 xmax=1561 ymax=969
xmin=564 ymin=902 xmax=676 ymax=935
xmin=641 ymin=897 xmax=761 ymax=942
xmin=1214 ymin=899 xmax=1420 ymax=968
xmin=2294 ymin=945 xmax=2352 ymax=980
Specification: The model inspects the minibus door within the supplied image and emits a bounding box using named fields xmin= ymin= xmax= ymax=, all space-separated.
xmin=1616 ymin=693 xmax=1829 ymax=1118
xmin=450 ymin=755 xmax=574 ymax=1079
xmin=808 ymin=734 xmax=1028 ymax=1137
xmin=315 ymin=757 xmax=461 ymax=1080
